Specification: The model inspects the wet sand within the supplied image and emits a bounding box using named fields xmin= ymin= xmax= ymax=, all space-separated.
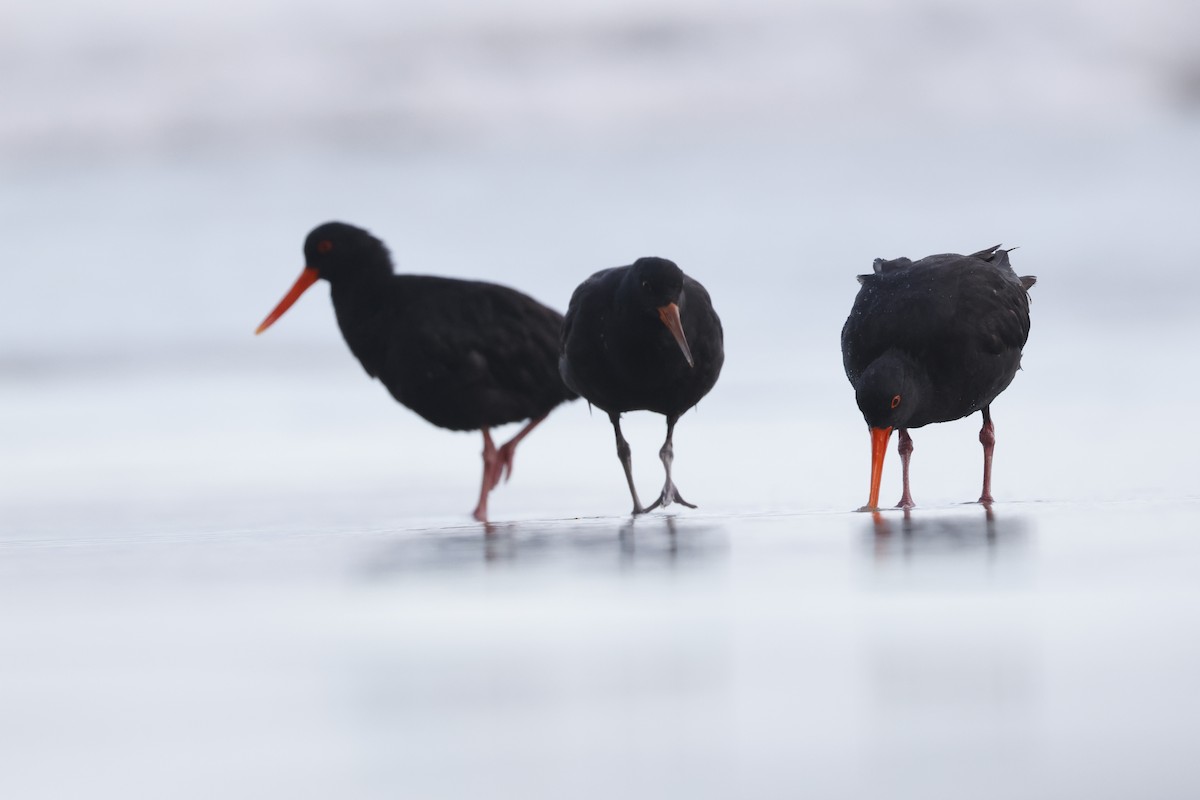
xmin=2 ymin=499 xmax=1199 ymax=799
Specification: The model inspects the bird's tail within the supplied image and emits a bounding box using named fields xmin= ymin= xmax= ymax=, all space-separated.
xmin=970 ymin=243 xmax=1025 ymax=272
xmin=969 ymin=244 xmax=1004 ymax=260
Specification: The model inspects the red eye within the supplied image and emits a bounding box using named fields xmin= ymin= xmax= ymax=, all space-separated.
xmin=890 ymin=394 xmax=901 ymax=409
xmin=317 ymin=240 xmax=333 ymax=254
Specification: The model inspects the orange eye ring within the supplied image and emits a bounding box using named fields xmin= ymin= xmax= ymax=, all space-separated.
xmin=890 ymin=394 xmax=902 ymax=409
xmin=317 ymin=240 xmax=333 ymax=254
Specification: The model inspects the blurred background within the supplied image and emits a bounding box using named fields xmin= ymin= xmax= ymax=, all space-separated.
xmin=4 ymin=0 xmax=1200 ymax=522
xmin=3 ymin=0 xmax=1200 ymax=797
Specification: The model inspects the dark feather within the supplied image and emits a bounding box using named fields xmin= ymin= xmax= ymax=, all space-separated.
xmin=841 ymin=246 xmax=1035 ymax=426
xmin=335 ymin=275 xmax=576 ymax=431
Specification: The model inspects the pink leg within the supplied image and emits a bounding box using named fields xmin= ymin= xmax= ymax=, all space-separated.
xmin=494 ymin=415 xmax=547 ymax=486
xmin=472 ymin=428 xmax=499 ymax=522
xmin=978 ymin=407 xmax=995 ymax=505
xmin=896 ymin=428 xmax=915 ymax=509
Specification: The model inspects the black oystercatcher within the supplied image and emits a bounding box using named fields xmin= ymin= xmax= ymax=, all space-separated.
xmin=560 ymin=257 xmax=724 ymax=514
xmin=841 ymin=245 xmax=1036 ymax=510
xmin=256 ymin=222 xmax=576 ymax=522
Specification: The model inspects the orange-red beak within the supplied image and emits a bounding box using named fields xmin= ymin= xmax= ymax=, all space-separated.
xmin=863 ymin=426 xmax=893 ymax=511
xmin=256 ymin=267 xmax=319 ymax=334
xmin=656 ymin=302 xmax=694 ymax=367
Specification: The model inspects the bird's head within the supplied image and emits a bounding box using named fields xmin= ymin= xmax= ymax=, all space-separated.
xmin=631 ymin=256 xmax=684 ymax=308
xmin=853 ymin=351 xmax=925 ymax=510
xmin=256 ymin=222 xmax=392 ymax=334
xmin=854 ymin=353 xmax=923 ymax=431
xmin=302 ymin=222 xmax=392 ymax=282
xmin=629 ymin=257 xmax=693 ymax=367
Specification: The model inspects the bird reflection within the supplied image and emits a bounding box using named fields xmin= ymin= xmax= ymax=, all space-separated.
xmin=867 ymin=504 xmax=1028 ymax=562
xmin=361 ymin=515 xmax=724 ymax=579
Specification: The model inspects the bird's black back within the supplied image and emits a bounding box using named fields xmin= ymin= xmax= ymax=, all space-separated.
xmin=841 ymin=246 xmax=1035 ymax=427
xmin=560 ymin=265 xmax=724 ymax=416
xmin=331 ymin=274 xmax=577 ymax=431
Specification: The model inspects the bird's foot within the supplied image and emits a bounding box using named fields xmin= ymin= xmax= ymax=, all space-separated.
xmin=644 ymin=483 xmax=697 ymax=513
xmin=896 ymin=496 xmax=915 ymax=510
xmin=471 ymin=505 xmax=489 ymax=523
xmin=977 ymin=493 xmax=994 ymax=506
xmin=495 ymin=441 xmax=518 ymax=486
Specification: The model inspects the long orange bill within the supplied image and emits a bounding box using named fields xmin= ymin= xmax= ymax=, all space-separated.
xmin=256 ymin=267 xmax=319 ymax=334
xmin=864 ymin=426 xmax=894 ymax=511
xmin=656 ymin=302 xmax=694 ymax=367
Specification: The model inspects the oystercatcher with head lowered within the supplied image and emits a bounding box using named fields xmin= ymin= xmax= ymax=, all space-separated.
xmin=256 ymin=222 xmax=577 ymax=522
xmin=560 ymin=257 xmax=724 ymax=515
xmin=841 ymin=244 xmax=1036 ymax=510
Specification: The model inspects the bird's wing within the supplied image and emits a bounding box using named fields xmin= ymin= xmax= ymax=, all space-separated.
xmin=398 ymin=279 xmax=575 ymax=414
xmin=559 ymin=283 xmax=581 ymax=356
xmin=682 ymin=275 xmax=725 ymax=351
xmin=559 ymin=268 xmax=622 ymax=356
xmin=953 ymin=265 xmax=1033 ymax=354
xmin=843 ymin=253 xmax=1033 ymax=377
xmin=842 ymin=270 xmax=953 ymax=380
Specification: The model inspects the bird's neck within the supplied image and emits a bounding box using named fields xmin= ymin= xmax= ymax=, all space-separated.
xmin=332 ymin=253 xmax=395 ymax=286
xmin=329 ymin=270 xmax=397 ymax=359
xmin=327 ymin=260 xmax=394 ymax=304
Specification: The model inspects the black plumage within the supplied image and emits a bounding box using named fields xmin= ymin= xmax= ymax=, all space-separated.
xmin=256 ymin=222 xmax=576 ymax=521
xmin=560 ymin=257 xmax=724 ymax=514
xmin=841 ymin=244 xmax=1036 ymax=510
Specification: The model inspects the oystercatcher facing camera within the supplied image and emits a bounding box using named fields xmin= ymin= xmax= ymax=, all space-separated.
xmin=560 ymin=257 xmax=724 ymax=515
